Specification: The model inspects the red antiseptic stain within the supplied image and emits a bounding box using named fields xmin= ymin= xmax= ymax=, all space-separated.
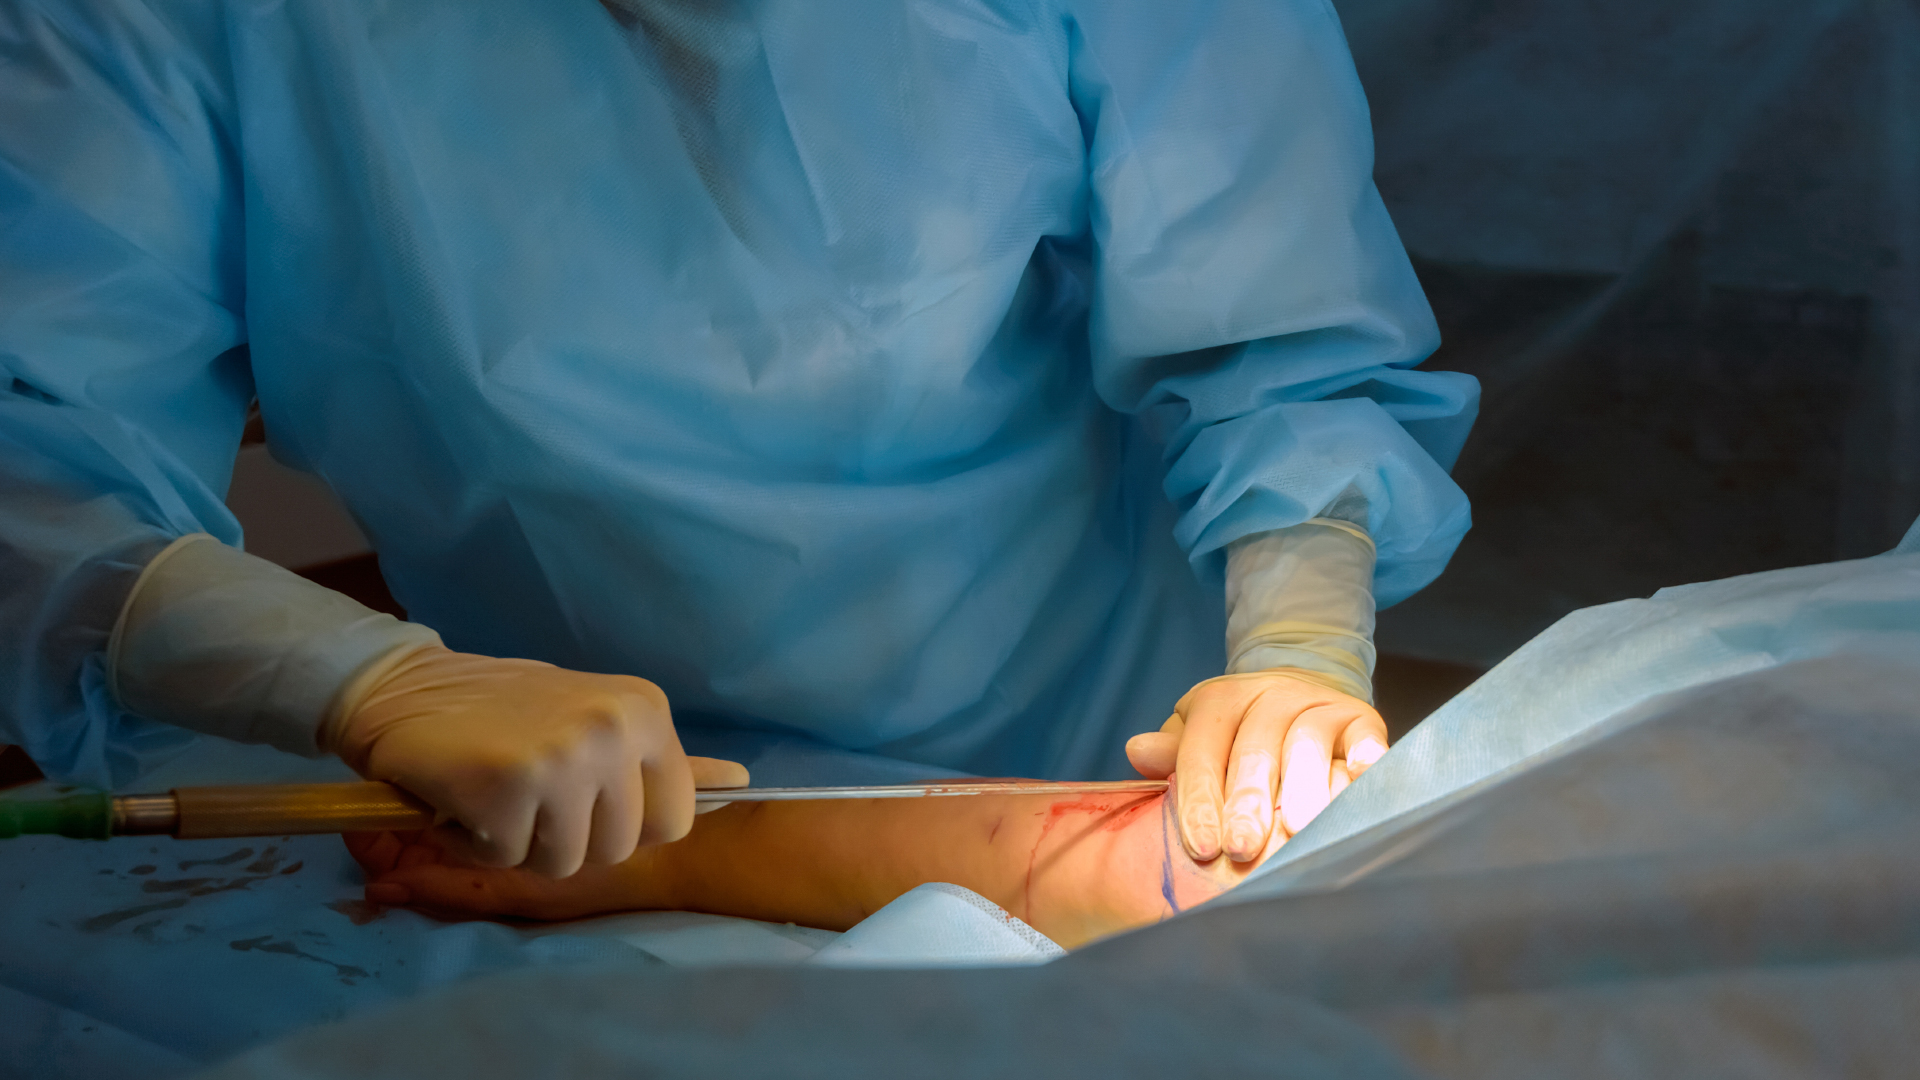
xmin=1022 ymin=793 xmax=1161 ymax=920
xmin=1037 ymin=793 xmax=1161 ymax=835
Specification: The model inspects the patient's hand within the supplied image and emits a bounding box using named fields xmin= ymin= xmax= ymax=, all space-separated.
xmin=348 ymin=780 xmax=1284 ymax=948
xmin=347 ymin=829 xmax=671 ymax=921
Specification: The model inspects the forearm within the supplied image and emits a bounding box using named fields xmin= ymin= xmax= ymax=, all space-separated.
xmin=640 ymin=787 xmax=1248 ymax=947
xmin=646 ymin=798 xmax=1021 ymax=930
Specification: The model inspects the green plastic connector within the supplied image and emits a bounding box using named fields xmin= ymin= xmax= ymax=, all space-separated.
xmin=0 ymin=789 xmax=113 ymax=840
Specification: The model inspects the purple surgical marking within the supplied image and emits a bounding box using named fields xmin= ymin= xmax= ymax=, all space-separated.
xmin=1158 ymin=793 xmax=1183 ymax=915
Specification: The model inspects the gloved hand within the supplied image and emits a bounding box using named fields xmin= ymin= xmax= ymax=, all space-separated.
xmin=1126 ymin=518 xmax=1387 ymax=861
xmin=109 ymin=534 xmax=746 ymax=879
xmin=325 ymin=645 xmax=747 ymax=879
xmin=1125 ymin=671 xmax=1385 ymax=861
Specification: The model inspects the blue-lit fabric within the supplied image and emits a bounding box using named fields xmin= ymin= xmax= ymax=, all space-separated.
xmin=0 ymin=0 xmax=1474 ymax=787
xmin=1239 ymin=525 xmax=1920 ymax=895
xmin=5 ymin=543 xmax=1918 ymax=1080
xmin=196 ymin=655 xmax=1920 ymax=1080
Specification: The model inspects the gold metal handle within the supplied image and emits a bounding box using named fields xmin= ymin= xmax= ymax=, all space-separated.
xmin=170 ymin=782 xmax=436 ymax=839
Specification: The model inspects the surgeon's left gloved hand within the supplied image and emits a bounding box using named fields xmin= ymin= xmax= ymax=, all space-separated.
xmin=1126 ymin=520 xmax=1388 ymax=862
xmin=110 ymin=534 xmax=745 ymax=879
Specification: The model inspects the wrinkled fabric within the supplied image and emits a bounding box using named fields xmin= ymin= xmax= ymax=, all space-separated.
xmin=5 ymin=533 xmax=1917 ymax=1079
xmin=200 ymin=962 xmax=1425 ymax=1080
xmin=1242 ymin=528 xmax=1920 ymax=889
xmin=0 ymin=0 xmax=1473 ymax=788
xmin=1100 ymin=655 xmax=1920 ymax=1080
xmin=806 ymin=882 xmax=1063 ymax=968
xmin=200 ymin=653 xmax=1920 ymax=1080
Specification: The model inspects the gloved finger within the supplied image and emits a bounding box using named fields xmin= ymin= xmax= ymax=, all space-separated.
xmin=687 ymin=755 xmax=749 ymax=813
xmin=689 ymin=756 xmax=749 ymax=789
xmin=1125 ymin=727 xmax=1179 ymax=779
xmin=458 ymin=793 xmax=540 ymax=869
xmin=1173 ymin=689 xmax=1254 ymax=861
xmin=1257 ymin=799 xmax=1292 ymax=863
xmin=1336 ymin=712 xmax=1390 ymax=776
xmin=1221 ymin=695 xmax=1296 ymax=862
xmin=1126 ymin=713 xmax=1187 ymax=778
xmin=522 ymin=786 xmax=598 ymax=879
xmin=1329 ymin=758 xmax=1353 ymax=799
xmin=583 ymin=785 xmax=642 ymax=866
xmin=638 ymin=744 xmax=696 ymax=846
xmin=1277 ymin=704 xmax=1353 ymax=836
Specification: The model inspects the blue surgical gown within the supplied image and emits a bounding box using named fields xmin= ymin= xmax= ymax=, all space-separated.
xmin=0 ymin=0 xmax=1476 ymax=788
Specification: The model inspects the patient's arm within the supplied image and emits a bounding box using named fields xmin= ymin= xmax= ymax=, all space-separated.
xmin=349 ymin=780 xmax=1286 ymax=948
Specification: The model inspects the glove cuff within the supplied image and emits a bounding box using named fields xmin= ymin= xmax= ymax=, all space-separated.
xmin=108 ymin=534 xmax=443 ymax=757
xmin=1224 ymin=519 xmax=1378 ymax=703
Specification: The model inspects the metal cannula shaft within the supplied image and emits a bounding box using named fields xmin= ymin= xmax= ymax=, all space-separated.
xmin=2 ymin=778 xmax=1169 ymax=841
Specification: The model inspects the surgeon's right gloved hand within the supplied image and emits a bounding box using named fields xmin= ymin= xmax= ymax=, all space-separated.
xmin=324 ymin=645 xmax=745 ymax=878
xmin=111 ymin=534 xmax=745 ymax=879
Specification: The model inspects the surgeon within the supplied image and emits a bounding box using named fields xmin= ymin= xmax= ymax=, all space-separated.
xmin=0 ymin=0 xmax=1475 ymax=881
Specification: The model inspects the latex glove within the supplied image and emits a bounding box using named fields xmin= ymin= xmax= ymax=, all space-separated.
xmin=1126 ymin=518 xmax=1386 ymax=861
xmin=1125 ymin=671 xmax=1386 ymax=861
xmin=109 ymin=534 xmax=746 ymax=879
xmin=326 ymin=645 xmax=747 ymax=879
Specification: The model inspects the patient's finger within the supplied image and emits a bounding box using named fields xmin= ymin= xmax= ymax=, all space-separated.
xmin=371 ymin=855 xmax=617 ymax=922
xmin=344 ymin=830 xmax=396 ymax=876
xmin=363 ymin=882 xmax=412 ymax=906
xmin=368 ymin=865 xmax=528 ymax=920
xmin=397 ymin=839 xmax=444 ymax=872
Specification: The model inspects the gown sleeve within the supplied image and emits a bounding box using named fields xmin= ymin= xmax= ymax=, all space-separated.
xmin=0 ymin=0 xmax=252 ymax=786
xmin=1064 ymin=0 xmax=1478 ymax=605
